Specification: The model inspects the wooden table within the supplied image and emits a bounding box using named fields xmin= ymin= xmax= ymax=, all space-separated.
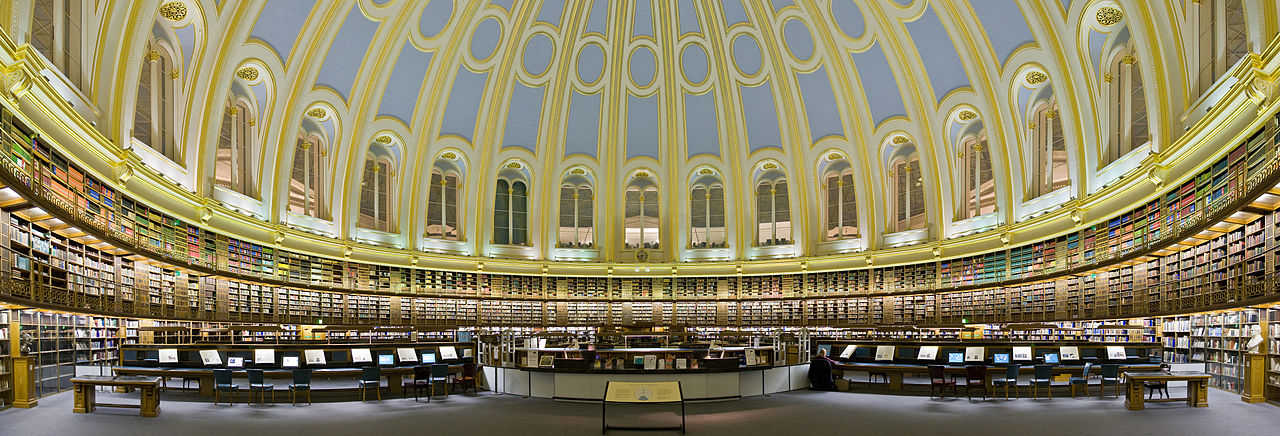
xmin=1123 ymin=371 xmax=1210 ymax=410
xmin=114 ymin=365 xmax=463 ymax=397
xmin=71 ymin=376 xmax=162 ymax=417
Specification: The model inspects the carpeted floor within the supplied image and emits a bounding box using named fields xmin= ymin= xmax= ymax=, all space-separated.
xmin=1 ymin=386 xmax=1276 ymax=436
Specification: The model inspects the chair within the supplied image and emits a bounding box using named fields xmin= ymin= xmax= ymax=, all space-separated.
xmin=1145 ymin=364 xmax=1170 ymax=399
xmin=1068 ymin=362 xmax=1093 ymax=398
xmin=405 ymin=365 xmax=431 ymax=401
xmin=428 ymin=364 xmax=450 ymax=401
xmin=1030 ymin=365 xmax=1053 ymax=399
xmin=964 ymin=365 xmax=988 ymax=401
xmin=452 ymin=362 xmax=477 ymax=394
xmin=1100 ymin=364 xmax=1121 ymax=398
xmin=927 ymin=365 xmax=957 ymax=398
xmin=868 ymin=370 xmax=890 ymax=385
xmin=289 ymin=369 xmax=312 ymax=405
xmin=213 ymin=369 xmax=238 ymax=406
xmin=991 ymin=364 xmax=1020 ymax=399
xmin=247 ymin=369 xmax=274 ymax=405
xmin=358 ymin=366 xmax=382 ymax=401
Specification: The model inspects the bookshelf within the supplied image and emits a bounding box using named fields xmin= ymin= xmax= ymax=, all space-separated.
xmin=1265 ymin=307 xmax=1280 ymax=401
xmin=1 ymin=309 xmax=10 ymax=407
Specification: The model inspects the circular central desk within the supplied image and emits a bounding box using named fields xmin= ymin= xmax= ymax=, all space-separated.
xmin=482 ymin=364 xmax=813 ymax=401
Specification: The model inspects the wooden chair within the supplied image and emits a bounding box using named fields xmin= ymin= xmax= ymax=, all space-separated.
xmin=928 ymin=365 xmax=956 ymax=398
xmin=213 ymin=369 xmax=238 ymax=406
xmin=1068 ymin=362 xmax=1093 ymax=397
xmin=428 ymin=364 xmax=450 ymax=401
xmin=247 ymin=369 xmax=275 ymax=405
xmin=405 ymin=365 xmax=431 ymax=401
xmin=452 ymin=362 xmax=478 ymax=394
xmin=289 ymin=369 xmax=312 ymax=405
xmin=991 ymin=364 xmax=1020 ymax=399
xmin=1030 ymin=365 xmax=1053 ymax=399
xmin=964 ymin=365 xmax=988 ymax=401
xmin=1100 ymin=364 xmax=1121 ymax=398
xmin=358 ymin=366 xmax=382 ymax=401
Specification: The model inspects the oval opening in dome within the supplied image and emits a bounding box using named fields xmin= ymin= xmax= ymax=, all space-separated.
xmin=630 ymin=46 xmax=657 ymax=87
xmin=577 ymin=43 xmax=605 ymax=83
xmin=783 ymin=19 xmax=814 ymax=61
xmin=522 ymin=33 xmax=555 ymax=76
xmin=732 ymin=34 xmax=762 ymax=76
xmin=470 ymin=18 xmax=502 ymax=61
xmin=418 ymin=0 xmax=453 ymax=38
xmin=681 ymin=43 xmax=709 ymax=84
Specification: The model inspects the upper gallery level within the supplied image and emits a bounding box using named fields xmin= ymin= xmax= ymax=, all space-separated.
xmin=1 ymin=0 xmax=1279 ymax=277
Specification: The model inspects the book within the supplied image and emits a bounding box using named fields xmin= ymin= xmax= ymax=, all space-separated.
xmin=304 ymin=349 xmax=326 ymax=365
xmin=644 ymin=355 xmax=658 ymax=370
xmin=255 ymin=349 xmax=275 ymax=365
xmin=351 ymin=348 xmax=372 ymax=363
xmin=1012 ymin=346 xmax=1032 ymax=361
xmin=917 ymin=346 xmax=939 ymax=360
xmin=158 ymin=348 xmax=178 ymax=363
xmin=199 ymin=349 xmax=221 ymax=366
xmin=875 ymin=345 xmax=895 ymax=361
xmin=964 ymin=347 xmax=984 ymax=362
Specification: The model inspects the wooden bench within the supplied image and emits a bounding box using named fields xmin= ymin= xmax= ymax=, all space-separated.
xmin=71 ymin=375 xmax=162 ymax=417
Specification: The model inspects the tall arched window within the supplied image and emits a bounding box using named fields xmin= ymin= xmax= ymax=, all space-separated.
xmin=624 ymin=176 xmax=659 ymax=249
xmin=959 ymin=137 xmax=995 ymax=218
xmin=288 ymin=136 xmax=326 ymax=219
xmin=557 ymin=182 xmax=594 ymax=248
xmin=213 ymin=102 xmax=257 ymax=197
xmin=1027 ymin=101 xmax=1069 ymax=198
xmin=30 ymin=0 xmax=85 ymax=89
xmin=690 ymin=175 xmax=726 ymax=248
xmin=133 ymin=40 xmax=180 ymax=162
xmin=359 ymin=158 xmax=393 ymax=232
xmin=755 ymin=168 xmax=791 ymax=246
xmin=1101 ymin=46 xmax=1148 ymax=167
xmin=825 ymin=171 xmax=858 ymax=239
xmin=494 ymin=179 xmax=529 ymax=245
xmin=1196 ymin=0 xmax=1248 ymax=96
xmin=427 ymin=170 xmax=460 ymax=240
xmin=891 ymin=152 xmax=926 ymax=232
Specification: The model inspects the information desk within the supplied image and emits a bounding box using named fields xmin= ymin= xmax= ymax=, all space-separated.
xmin=1123 ymin=371 xmax=1211 ymax=410
xmin=487 ymin=364 xmax=810 ymax=401
xmin=71 ymin=376 xmax=162 ymax=417
xmin=832 ymin=362 xmax=1162 ymax=393
xmin=113 ymin=365 xmax=462 ymax=398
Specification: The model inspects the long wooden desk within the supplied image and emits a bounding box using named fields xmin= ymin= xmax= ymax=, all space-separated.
xmin=1123 ymin=371 xmax=1210 ymax=410
xmin=113 ymin=365 xmax=462 ymax=398
xmin=832 ymin=362 xmax=1161 ymax=393
xmin=71 ymin=376 xmax=162 ymax=417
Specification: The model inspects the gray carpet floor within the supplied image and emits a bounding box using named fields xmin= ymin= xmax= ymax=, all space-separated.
xmin=0 ymin=387 xmax=1276 ymax=436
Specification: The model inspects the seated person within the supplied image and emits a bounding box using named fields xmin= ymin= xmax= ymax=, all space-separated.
xmin=808 ymin=348 xmax=838 ymax=391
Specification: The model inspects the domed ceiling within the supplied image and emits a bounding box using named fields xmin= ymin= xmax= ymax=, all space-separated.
xmin=48 ymin=0 xmax=1270 ymax=264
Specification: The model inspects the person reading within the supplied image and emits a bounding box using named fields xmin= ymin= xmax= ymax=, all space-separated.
xmin=808 ymin=348 xmax=838 ymax=391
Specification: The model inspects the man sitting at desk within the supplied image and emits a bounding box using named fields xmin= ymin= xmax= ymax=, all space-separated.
xmin=808 ymin=348 xmax=838 ymax=391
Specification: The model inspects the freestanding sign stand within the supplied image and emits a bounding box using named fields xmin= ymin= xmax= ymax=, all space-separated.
xmin=601 ymin=380 xmax=685 ymax=434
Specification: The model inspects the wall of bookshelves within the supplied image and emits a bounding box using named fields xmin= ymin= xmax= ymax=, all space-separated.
xmin=0 ymin=97 xmax=1279 ymax=332
xmin=1160 ymin=306 xmax=1276 ymax=395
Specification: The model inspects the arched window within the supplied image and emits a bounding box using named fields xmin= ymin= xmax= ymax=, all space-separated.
xmin=825 ymin=171 xmax=858 ymax=239
xmin=959 ymin=137 xmax=995 ymax=219
xmin=288 ymin=136 xmax=326 ymax=219
xmin=557 ymin=180 xmax=593 ymax=248
xmin=133 ymin=40 xmax=180 ymax=162
xmin=427 ymin=170 xmax=460 ymax=240
xmin=690 ymin=176 xmax=726 ymax=248
xmin=1101 ymin=46 xmax=1148 ymax=167
xmin=494 ymin=179 xmax=529 ymax=245
xmin=1196 ymin=0 xmax=1248 ymax=96
xmin=30 ymin=0 xmax=85 ymax=89
xmin=213 ymin=102 xmax=257 ymax=197
xmin=755 ymin=169 xmax=791 ymax=246
xmin=359 ymin=158 xmax=393 ymax=232
xmin=891 ymin=153 xmax=926 ymax=232
xmin=624 ymin=176 xmax=659 ymax=249
xmin=1027 ymin=101 xmax=1069 ymax=198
